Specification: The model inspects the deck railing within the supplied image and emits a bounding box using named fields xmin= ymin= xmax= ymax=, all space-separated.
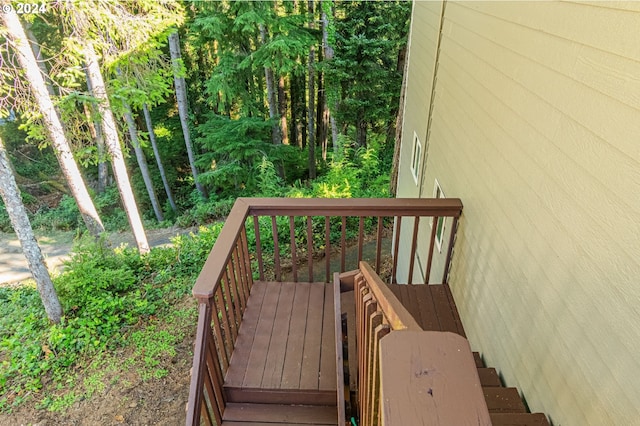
xmin=354 ymin=262 xmax=423 ymax=426
xmin=186 ymin=197 xmax=463 ymax=425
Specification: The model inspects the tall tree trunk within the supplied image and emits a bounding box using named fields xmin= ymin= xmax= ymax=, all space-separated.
xmin=355 ymin=114 xmax=367 ymax=149
xmin=123 ymin=104 xmax=164 ymax=222
xmin=143 ymin=104 xmax=177 ymax=213
xmin=259 ymin=23 xmax=282 ymax=145
xmin=1 ymin=10 xmax=105 ymax=237
xmin=24 ymin=22 xmax=56 ymax=97
xmin=290 ymin=73 xmax=300 ymax=147
xmin=321 ymin=2 xmax=340 ymax=156
xmin=316 ymin=70 xmax=327 ymax=161
xmin=85 ymin=68 xmax=109 ymax=194
xmin=0 ymin=136 xmax=62 ymax=323
xmin=307 ymin=0 xmax=316 ymax=179
xmin=168 ymin=31 xmax=207 ymax=199
xmin=83 ymin=42 xmax=150 ymax=254
xmin=278 ymin=76 xmax=289 ymax=145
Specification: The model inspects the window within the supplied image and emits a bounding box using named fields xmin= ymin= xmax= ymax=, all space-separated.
xmin=410 ymin=133 xmax=422 ymax=184
xmin=433 ymin=179 xmax=445 ymax=252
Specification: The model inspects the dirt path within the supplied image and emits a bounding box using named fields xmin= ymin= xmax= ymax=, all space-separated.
xmin=0 ymin=227 xmax=198 ymax=286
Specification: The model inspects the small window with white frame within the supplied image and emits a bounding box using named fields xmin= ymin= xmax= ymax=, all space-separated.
xmin=410 ymin=132 xmax=421 ymax=184
xmin=433 ymin=179 xmax=445 ymax=252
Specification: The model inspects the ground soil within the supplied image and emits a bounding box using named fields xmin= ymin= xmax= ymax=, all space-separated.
xmin=0 ymin=311 xmax=195 ymax=426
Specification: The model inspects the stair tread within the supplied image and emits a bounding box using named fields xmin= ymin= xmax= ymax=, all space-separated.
xmin=490 ymin=412 xmax=550 ymax=425
xmin=483 ymin=387 xmax=527 ymax=413
xmin=478 ymin=367 xmax=502 ymax=387
xmin=223 ymin=403 xmax=337 ymax=424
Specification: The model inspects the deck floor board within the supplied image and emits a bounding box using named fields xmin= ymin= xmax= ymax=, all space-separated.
xmin=225 ymin=281 xmax=337 ymax=404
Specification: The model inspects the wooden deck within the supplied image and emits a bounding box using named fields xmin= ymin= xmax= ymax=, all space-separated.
xmin=224 ymin=281 xmax=337 ymax=408
xmin=386 ymin=282 xmax=465 ymax=337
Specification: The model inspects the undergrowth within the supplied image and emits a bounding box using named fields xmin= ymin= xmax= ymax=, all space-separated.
xmin=0 ymin=225 xmax=221 ymax=412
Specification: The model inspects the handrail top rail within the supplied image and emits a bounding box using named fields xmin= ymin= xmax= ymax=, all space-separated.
xmin=238 ymin=197 xmax=463 ymax=217
xmin=193 ymin=197 xmax=464 ymax=300
xmin=193 ymin=199 xmax=251 ymax=300
xmin=358 ymin=261 xmax=422 ymax=331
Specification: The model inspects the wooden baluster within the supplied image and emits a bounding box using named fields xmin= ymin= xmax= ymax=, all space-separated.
xmin=289 ymin=216 xmax=298 ymax=282
xmin=224 ymin=267 xmax=239 ymax=342
xmin=340 ymin=217 xmax=347 ymax=272
xmin=253 ymin=216 xmax=265 ymax=281
xmin=213 ymin=286 xmax=232 ymax=367
xmin=425 ymin=215 xmax=438 ymax=284
xmin=186 ymin=303 xmax=210 ymax=426
xmin=325 ymin=216 xmax=331 ymax=283
xmin=240 ymin=226 xmax=254 ymax=292
xmin=407 ymin=216 xmax=420 ymax=285
xmin=358 ymin=217 xmax=364 ymax=263
xmin=391 ymin=217 xmax=402 ymax=284
xmin=361 ymin=297 xmax=378 ymax=422
xmin=205 ymin=330 xmax=225 ymax=423
xmin=443 ymin=216 xmax=460 ymax=284
xmin=271 ymin=216 xmax=281 ymax=281
xmin=375 ymin=217 xmax=383 ymax=274
xmin=365 ymin=310 xmax=383 ymax=426
xmin=307 ymin=216 xmax=313 ymax=281
xmin=230 ymin=246 xmax=246 ymax=314
xmin=370 ymin=323 xmax=390 ymax=426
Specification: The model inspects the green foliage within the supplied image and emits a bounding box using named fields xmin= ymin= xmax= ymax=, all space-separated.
xmin=31 ymin=194 xmax=82 ymax=231
xmin=0 ymin=225 xmax=221 ymax=411
xmin=196 ymin=114 xmax=276 ymax=196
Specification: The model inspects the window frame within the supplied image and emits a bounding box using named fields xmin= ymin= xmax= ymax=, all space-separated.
xmin=432 ymin=179 xmax=446 ymax=252
xmin=410 ymin=132 xmax=422 ymax=185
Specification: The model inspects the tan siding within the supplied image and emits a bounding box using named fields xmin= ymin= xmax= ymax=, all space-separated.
xmin=395 ymin=1 xmax=444 ymax=283
xmin=399 ymin=1 xmax=640 ymax=424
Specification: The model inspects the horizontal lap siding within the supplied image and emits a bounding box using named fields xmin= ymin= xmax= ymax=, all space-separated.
xmin=395 ymin=1 xmax=443 ymax=284
xmin=404 ymin=1 xmax=640 ymax=424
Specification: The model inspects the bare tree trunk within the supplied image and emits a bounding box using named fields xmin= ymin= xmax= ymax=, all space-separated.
xmin=168 ymin=31 xmax=207 ymax=199
xmin=321 ymin=4 xmax=340 ymax=157
xmin=0 ymin=136 xmax=62 ymax=323
xmin=85 ymin=69 xmax=109 ymax=194
xmin=278 ymin=76 xmax=289 ymax=145
xmin=123 ymin=105 xmax=164 ymax=222
xmin=83 ymin=42 xmax=149 ymax=254
xmin=307 ymin=0 xmax=316 ymax=179
xmin=355 ymin=111 xmax=367 ymax=149
xmin=2 ymin=10 xmax=105 ymax=237
xmin=259 ymin=23 xmax=282 ymax=145
xmin=316 ymin=70 xmax=327 ymax=161
xmin=143 ymin=103 xmax=177 ymax=213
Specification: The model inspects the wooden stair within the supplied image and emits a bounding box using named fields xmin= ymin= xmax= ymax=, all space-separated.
xmin=222 ymin=403 xmax=337 ymax=425
xmin=382 ymin=283 xmax=550 ymax=426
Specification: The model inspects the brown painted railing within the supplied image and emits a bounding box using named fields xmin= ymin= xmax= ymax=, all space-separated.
xmin=354 ymin=262 xmax=422 ymax=426
xmin=354 ymin=261 xmax=489 ymax=425
xmin=186 ymin=198 xmax=463 ymax=425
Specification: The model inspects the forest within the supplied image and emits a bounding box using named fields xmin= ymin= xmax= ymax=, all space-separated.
xmin=0 ymin=0 xmax=411 ymax=420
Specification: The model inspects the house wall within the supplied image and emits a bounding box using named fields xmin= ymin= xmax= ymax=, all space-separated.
xmin=396 ymin=0 xmax=445 ymax=284
xmin=397 ymin=1 xmax=640 ymax=424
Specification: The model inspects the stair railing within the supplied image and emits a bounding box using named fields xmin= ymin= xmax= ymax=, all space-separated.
xmin=186 ymin=198 xmax=463 ymax=425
